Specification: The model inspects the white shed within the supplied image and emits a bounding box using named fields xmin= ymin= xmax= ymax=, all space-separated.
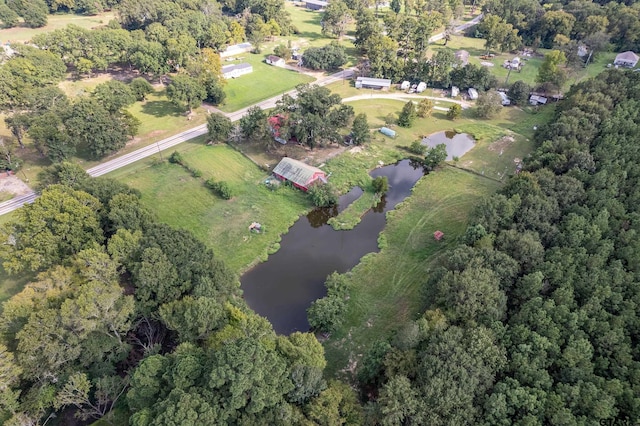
xmin=416 ymin=82 xmax=427 ymax=93
xmin=451 ymin=86 xmax=459 ymax=97
xmin=400 ymin=81 xmax=410 ymax=90
xmin=468 ymin=88 xmax=478 ymax=100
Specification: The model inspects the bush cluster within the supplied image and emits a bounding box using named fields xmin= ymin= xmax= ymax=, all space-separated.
xmin=206 ymin=179 xmax=232 ymax=199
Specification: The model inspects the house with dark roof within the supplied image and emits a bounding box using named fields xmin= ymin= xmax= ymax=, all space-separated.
xmin=266 ymin=55 xmax=286 ymax=67
xmin=614 ymin=51 xmax=639 ymax=68
xmin=221 ymin=63 xmax=253 ymax=79
xmin=272 ymin=158 xmax=327 ymax=191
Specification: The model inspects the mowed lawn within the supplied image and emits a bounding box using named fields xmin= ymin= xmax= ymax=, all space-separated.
xmin=219 ymin=54 xmax=314 ymax=112
xmin=109 ymin=142 xmax=311 ymax=272
xmin=323 ymin=167 xmax=501 ymax=376
xmin=0 ymin=11 xmax=115 ymax=43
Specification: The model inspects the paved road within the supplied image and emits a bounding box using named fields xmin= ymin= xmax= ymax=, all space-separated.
xmin=0 ymin=14 xmax=488 ymax=216
xmin=429 ymin=13 xmax=484 ymax=43
xmin=0 ymin=69 xmax=355 ymax=216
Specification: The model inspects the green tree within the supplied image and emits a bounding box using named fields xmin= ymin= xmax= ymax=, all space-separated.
xmin=536 ymin=50 xmax=567 ymax=91
xmin=159 ymin=296 xmax=227 ymax=342
xmin=306 ymin=380 xmax=363 ymax=425
xmin=4 ymin=113 xmax=31 ymax=148
xmin=0 ymin=185 xmax=103 ymax=273
xmin=206 ymin=113 xmax=233 ymax=143
xmin=417 ymin=98 xmax=433 ymax=118
xmin=372 ymin=176 xmax=389 ymax=194
xmin=167 ymin=74 xmax=206 ymax=114
xmin=239 ymin=106 xmax=267 ymax=140
xmin=307 ymin=182 xmax=338 ymax=207
xmin=424 ymin=143 xmax=448 ymax=170
xmin=476 ymin=89 xmax=503 ymax=118
xmin=322 ymin=0 xmax=352 ymax=38
xmin=20 ymin=0 xmax=48 ymax=28
xmin=447 ymin=103 xmax=462 ymax=120
xmin=93 ymin=80 xmax=136 ymax=113
xmin=477 ymin=14 xmax=521 ymax=53
xmin=0 ymin=4 xmax=19 ymax=28
xmin=302 ymin=42 xmax=348 ymax=70
xmin=130 ymin=77 xmax=154 ymax=101
xmin=273 ymin=44 xmax=291 ymax=60
xmin=507 ymin=80 xmax=531 ymax=106
xmin=378 ymin=375 xmax=421 ymax=425
xmin=133 ymin=247 xmax=181 ymax=314
xmin=398 ymin=101 xmax=417 ymax=128
xmin=350 ymin=113 xmax=370 ymax=145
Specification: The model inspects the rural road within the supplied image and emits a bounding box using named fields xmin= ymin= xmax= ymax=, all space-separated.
xmin=0 ymin=14 xmax=488 ymax=216
xmin=0 ymin=69 xmax=355 ymax=216
xmin=342 ymin=93 xmax=472 ymax=110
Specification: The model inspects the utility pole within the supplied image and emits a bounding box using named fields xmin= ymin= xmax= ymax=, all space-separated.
xmin=504 ymin=65 xmax=513 ymax=86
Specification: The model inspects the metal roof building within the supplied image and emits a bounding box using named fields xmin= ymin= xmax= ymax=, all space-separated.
xmin=221 ymin=63 xmax=253 ymax=79
xmin=272 ymin=158 xmax=327 ymax=191
xmin=355 ymin=77 xmax=392 ymax=90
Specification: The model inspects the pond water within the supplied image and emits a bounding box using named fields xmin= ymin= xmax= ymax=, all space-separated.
xmin=422 ymin=131 xmax=476 ymax=160
xmin=240 ymin=159 xmax=426 ymax=335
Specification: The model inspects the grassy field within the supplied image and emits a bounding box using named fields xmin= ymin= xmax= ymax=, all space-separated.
xmin=0 ymin=12 xmax=115 ymax=43
xmin=219 ymin=53 xmax=315 ymax=112
xmin=107 ymin=140 xmax=312 ymax=272
xmin=323 ymin=167 xmax=501 ymax=377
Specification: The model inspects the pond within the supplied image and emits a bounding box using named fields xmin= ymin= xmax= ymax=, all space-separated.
xmin=422 ymin=131 xmax=476 ymax=160
xmin=240 ymin=159 xmax=426 ymax=335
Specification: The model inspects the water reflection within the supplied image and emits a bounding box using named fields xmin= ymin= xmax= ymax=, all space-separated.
xmin=241 ymin=160 xmax=426 ymax=335
xmin=422 ymin=131 xmax=476 ymax=160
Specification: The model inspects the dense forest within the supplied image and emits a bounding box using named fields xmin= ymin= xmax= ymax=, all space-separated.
xmin=0 ymin=164 xmax=362 ymax=425
xmin=359 ymin=69 xmax=640 ymax=424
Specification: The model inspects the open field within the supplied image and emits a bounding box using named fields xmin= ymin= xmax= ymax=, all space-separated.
xmin=323 ymin=167 xmax=501 ymax=377
xmin=0 ymin=12 xmax=115 ymax=43
xmin=219 ymin=53 xmax=315 ymax=112
xmin=107 ymin=140 xmax=312 ymax=272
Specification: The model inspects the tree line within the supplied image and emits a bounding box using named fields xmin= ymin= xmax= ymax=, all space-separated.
xmin=351 ymin=69 xmax=640 ymax=424
xmin=0 ymin=163 xmax=363 ymax=425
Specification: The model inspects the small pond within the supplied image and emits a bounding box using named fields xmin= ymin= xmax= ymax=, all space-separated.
xmin=422 ymin=131 xmax=476 ymax=160
xmin=241 ymin=159 xmax=426 ymax=335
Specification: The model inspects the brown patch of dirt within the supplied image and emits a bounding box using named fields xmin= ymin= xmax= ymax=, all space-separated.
xmin=0 ymin=173 xmax=32 ymax=196
xmin=488 ymin=135 xmax=515 ymax=152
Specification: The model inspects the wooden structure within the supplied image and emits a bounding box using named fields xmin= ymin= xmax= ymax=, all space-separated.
xmin=272 ymin=158 xmax=327 ymax=191
xmin=266 ymin=55 xmax=286 ymax=67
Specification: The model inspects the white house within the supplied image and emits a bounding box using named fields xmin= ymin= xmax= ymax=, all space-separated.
xmin=416 ymin=82 xmax=427 ymax=93
xmin=266 ymin=55 xmax=286 ymax=67
xmin=220 ymin=42 xmax=253 ymax=58
xmin=529 ymin=95 xmax=548 ymax=106
xmin=222 ymin=63 xmax=253 ymax=79
xmin=614 ymin=51 xmax=639 ymax=68
xmin=498 ymin=91 xmax=511 ymax=106
xmin=304 ymin=0 xmax=328 ymax=10
xmin=355 ymin=77 xmax=392 ymax=90
xmin=468 ymin=88 xmax=478 ymax=100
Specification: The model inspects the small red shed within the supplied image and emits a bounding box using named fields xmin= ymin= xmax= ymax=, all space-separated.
xmin=434 ymin=230 xmax=444 ymax=241
xmin=272 ymin=157 xmax=327 ymax=192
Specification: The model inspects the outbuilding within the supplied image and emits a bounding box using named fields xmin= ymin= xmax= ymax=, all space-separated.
xmin=468 ymin=88 xmax=478 ymax=100
xmin=529 ymin=94 xmax=548 ymax=105
xmin=498 ymin=91 xmax=511 ymax=106
xmin=380 ymin=127 xmax=396 ymax=138
xmin=614 ymin=51 xmax=639 ymax=68
xmin=220 ymin=42 xmax=253 ymax=58
xmin=355 ymin=77 xmax=392 ymax=90
xmin=221 ymin=63 xmax=253 ymax=79
xmin=451 ymin=86 xmax=459 ymax=97
xmin=304 ymin=0 xmax=328 ymax=10
xmin=416 ymin=82 xmax=427 ymax=93
xmin=272 ymin=158 xmax=327 ymax=191
xmin=266 ymin=55 xmax=286 ymax=67
xmin=400 ymin=81 xmax=410 ymax=90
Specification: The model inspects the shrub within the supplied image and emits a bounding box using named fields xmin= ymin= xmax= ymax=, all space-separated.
xmin=408 ymin=140 xmax=426 ymax=155
xmin=191 ymin=169 xmax=202 ymax=178
xmin=308 ymin=183 xmax=338 ymax=207
xmin=447 ymin=104 xmax=462 ymax=120
xmin=168 ymin=151 xmax=184 ymax=165
xmin=206 ymin=179 xmax=232 ymax=199
xmin=372 ymin=176 xmax=389 ymax=194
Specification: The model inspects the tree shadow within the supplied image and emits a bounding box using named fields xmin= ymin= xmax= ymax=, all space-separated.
xmin=141 ymin=100 xmax=184 ymax=118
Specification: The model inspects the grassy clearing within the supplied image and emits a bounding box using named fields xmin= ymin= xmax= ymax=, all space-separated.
xmin=219 ymin=53 xmax=315 ymax=112
xmin=0 ymin=12 xmax=115 ymax=43
xmin=323 ymin=167 xmax=500 ymax=377
xmin=108 ymin=140 xmax=312 ymax=272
